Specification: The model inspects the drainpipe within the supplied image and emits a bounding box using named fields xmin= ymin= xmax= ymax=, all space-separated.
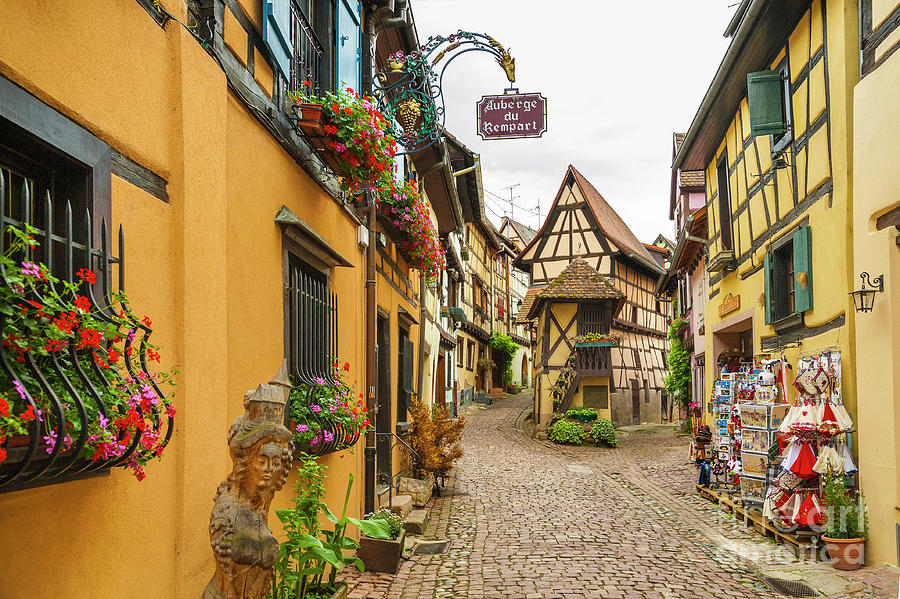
xmin=363 ymin=0 xmax=425 ymax=512
xmin=364 ymin=199 xmax=377 ymax=515
xmin=416 ymin=173 xmax=428 ymax=406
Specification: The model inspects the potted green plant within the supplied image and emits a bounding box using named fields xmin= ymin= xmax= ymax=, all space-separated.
xmin=272 ymin=455 xmax=392 ymax=599
xmin=821 ymin=473 xmax=867 ymax=570
xmin=356 ymin=508 xmax=406 ymax=573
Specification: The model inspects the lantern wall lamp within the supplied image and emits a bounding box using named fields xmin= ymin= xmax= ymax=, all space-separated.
xmin=849 ymin=272 xmax=883 ymax=313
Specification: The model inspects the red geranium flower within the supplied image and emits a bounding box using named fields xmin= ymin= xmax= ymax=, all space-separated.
xmin=74 ymin=295 xmax=91 ymax=312
xmin=76 ymin=268 xmax=97 ymax=285
xmin=20 ymin=405 xmax=36 ymax=422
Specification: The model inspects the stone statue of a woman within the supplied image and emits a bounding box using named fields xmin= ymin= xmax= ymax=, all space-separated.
xmin=202 ymin=363 xmax=294 ymax=599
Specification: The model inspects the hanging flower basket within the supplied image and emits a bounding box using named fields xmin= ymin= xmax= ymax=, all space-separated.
xmin=289 ymin=85 xmax=397 ymax=194
xmin=288 ymin=84 xmax=446 ymax=280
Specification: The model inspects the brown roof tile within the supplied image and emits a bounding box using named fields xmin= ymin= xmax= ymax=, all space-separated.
xmin=680 ymin=169 xmax=705 ymax=189
xmin=516 ymin=287 xmax=541 ymax=323
xmin=526 ymin=258 xmax=624 ymax=319
xmin=570 ymin=167 xmax=659 ymax=267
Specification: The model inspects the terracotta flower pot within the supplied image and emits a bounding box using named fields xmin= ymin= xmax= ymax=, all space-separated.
xmin=822 ymin=536 xmax=865 ymax=570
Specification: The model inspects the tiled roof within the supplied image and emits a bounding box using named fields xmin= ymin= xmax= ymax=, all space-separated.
xmin=680 ymin=169 xmax=705 ymax=189
xmin=539 ymin=258 xmax=623 ymax=300
xmin=570 ymin=167 xmax=658 ymax=266
xmin=516 ymin=287 xmax=541 ymax=323
xmin=674 ymin=132 xmax=686 ymax=153
xmin=507 ymin=218 xmax=537 ymax=246
xmin=643 ymin=243 xmax=670 ymax=255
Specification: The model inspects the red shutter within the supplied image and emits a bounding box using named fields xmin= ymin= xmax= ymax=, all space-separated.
xmin=498 ymin=298 xmax=505 ymax=318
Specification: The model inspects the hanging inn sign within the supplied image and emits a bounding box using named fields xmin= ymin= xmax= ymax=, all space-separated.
xmin=477 ymin=93 xmax=547 ymax=140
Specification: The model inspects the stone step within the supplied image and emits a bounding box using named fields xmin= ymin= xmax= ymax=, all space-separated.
xmin=403 ymin=509 xmax=429 ymax=535
xmin=389 ymin=494 xmax=413 ymax=518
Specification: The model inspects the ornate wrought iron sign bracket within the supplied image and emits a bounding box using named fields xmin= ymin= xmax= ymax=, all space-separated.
xmin=374 ymin=30 xmax=516 ymax=155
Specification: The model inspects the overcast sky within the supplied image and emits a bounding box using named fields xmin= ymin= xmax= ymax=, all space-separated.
xmin=412 ymin=1 xmax=737 ymax=243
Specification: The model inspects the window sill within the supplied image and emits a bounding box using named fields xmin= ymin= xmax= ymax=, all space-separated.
xmin=772 ymin=312 xmax=803 ymax=334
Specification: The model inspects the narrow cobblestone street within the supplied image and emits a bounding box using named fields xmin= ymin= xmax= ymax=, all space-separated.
xmin=345 ymin=392 xmax=899 ymax=599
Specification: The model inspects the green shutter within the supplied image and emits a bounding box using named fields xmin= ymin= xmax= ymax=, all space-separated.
xmin=793 ymin=226 xmax=813 ymax=313
xmin=747 ymin=71 xmax=787 ymax=137
xmin=763 ymin=251 xmax=773 ymax=324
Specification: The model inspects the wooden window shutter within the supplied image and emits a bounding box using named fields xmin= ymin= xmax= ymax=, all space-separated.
xmin=763 ymin=251 xmax=773 ymax=324
xmin=336 ymin=0 xmax=362 ymax=91
xmin=402 ymin=337 xmax=415 ymax=393
xmin=263 ymin=0 xmax=292 ymax=79
xmin=747 ymin=71 xmax=787 ymax=137
xmin=793 ymin=226 xmax=813 ymax=313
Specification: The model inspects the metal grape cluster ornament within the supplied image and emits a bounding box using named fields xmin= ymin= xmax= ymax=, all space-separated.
xmin=374 ymin=31 xmax=520 ymax=155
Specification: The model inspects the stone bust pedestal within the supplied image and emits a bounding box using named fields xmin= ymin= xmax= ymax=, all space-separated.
xmin=202 ymin=363 xmax=294 ymax=599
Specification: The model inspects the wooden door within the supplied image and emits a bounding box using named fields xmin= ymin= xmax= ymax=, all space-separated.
xmin=435 ymin=353 xmax=446 ymax=407
xmin=376 ymin=316 xmax=391 ymax=482
xmin=631 ymin=379 xmax=640 ymax=425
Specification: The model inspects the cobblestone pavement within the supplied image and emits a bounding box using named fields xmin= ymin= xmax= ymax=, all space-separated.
xmin=343 ymin=392 xmax=900 ymax=599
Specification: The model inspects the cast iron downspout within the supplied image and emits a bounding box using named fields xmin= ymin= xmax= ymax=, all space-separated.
xmin=364 ymin=200 xmax=377 ymax=515
xmin=416 ymin=174 xmax=427 ymax=406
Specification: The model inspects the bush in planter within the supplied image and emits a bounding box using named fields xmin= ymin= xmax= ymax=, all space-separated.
xmin=821 ymin=473 xmax=868 ymax=570
xmin=357 ymin=508 xmax=406 ymax=574
xmin=0 ymin=224 xmax=177 ymax=479
xmin=590 ymin=419 xmax=618 ymax=447
xmin=364 ymin=507 xmax=403 ymax=540
xmin=549 ymin=419 xmax=587 ymax=445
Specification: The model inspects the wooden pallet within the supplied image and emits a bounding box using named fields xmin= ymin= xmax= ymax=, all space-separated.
xmin=696 ymin=485 xmax=824 ymax=561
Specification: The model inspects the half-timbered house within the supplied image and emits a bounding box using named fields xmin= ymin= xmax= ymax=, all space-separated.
xmin=516 ymin=166 xmax=669 ymax=425
xmin=527 ymin=258 xmax=625 ymax=425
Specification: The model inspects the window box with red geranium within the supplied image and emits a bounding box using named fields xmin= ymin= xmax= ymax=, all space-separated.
xmin=288 ymin=359 xmax=371 ymax=456
xmin=289 ymin=84 xmax=397 ymax=194
xmin=374 ymin=178 xmax=446 ymax=281
xmin=0 ymin=224 xmax=177 ymax=490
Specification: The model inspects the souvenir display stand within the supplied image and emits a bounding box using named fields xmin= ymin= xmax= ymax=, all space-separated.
xmin=695 ymin=350 xmax=855 ymax=561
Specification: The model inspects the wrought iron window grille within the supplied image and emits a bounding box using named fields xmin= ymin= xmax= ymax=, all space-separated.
xmin=285 ymin=259 xmax=360 ymax=455
xmin=0 ymin=172 xmax=173 ymax=492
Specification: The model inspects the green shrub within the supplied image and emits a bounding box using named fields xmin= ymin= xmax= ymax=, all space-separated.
xmin=590 ymin=419 xmax=618 ymax=447
xmin=549 ymin=419 xmax=588 ymax=445
xmin=489 ymin=333 xmax=520 ymax=386
xmin=822 ymin=474 xmax=868 ymax=539
xmin=565 ymin=407 xmax=598 ymax=422
xmin=364 ymin=507 xmax=404 ymax=540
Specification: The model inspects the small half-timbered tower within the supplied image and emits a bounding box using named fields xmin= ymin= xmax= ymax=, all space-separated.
xmin=527 ymin=259 xmax=625 ymax=425
xmin=516 ymin=166 xmax=669 ymax=425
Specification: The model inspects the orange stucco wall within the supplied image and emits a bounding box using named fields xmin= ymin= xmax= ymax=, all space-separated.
xmin=0 ymin=1 xmax=373 ymax=596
